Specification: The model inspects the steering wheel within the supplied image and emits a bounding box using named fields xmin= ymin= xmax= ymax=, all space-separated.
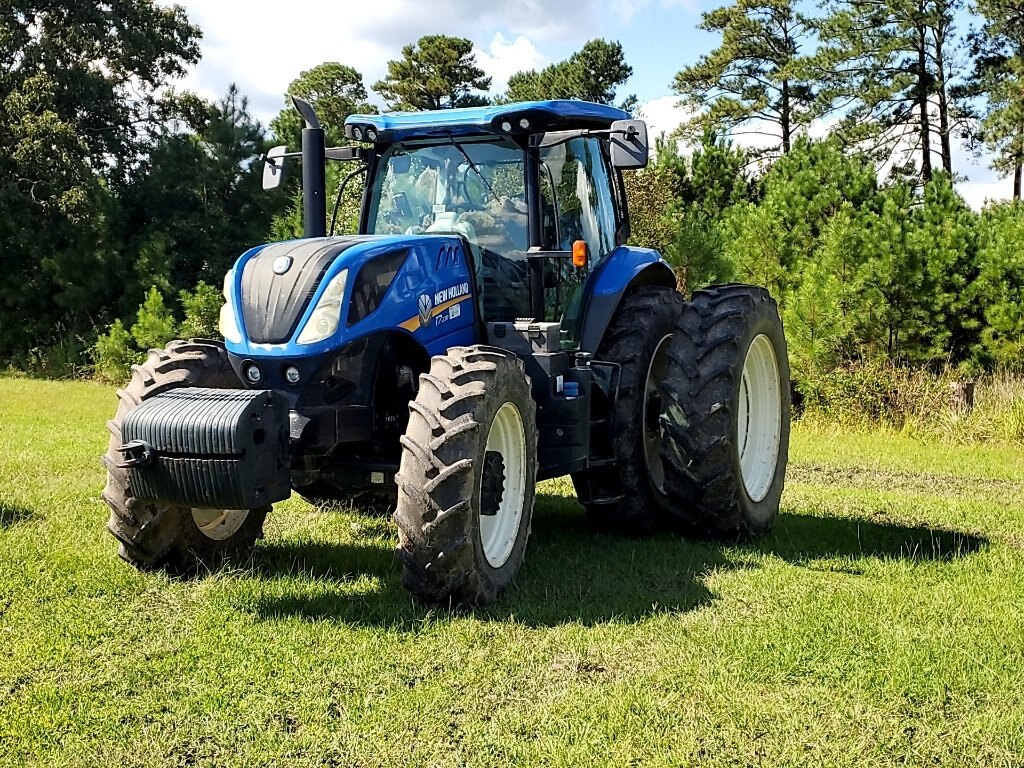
xmin=449 ymin=201 xmax=485 ymax=214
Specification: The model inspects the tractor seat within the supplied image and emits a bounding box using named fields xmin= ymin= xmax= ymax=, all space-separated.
xmin=426 ymin=211 xmax=477 ymax=242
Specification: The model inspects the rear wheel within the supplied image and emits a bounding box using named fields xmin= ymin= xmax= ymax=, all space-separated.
xmin=572 ymin=285 xmax=682 ymax=534
xmin=101 ymin=340 xmax=268 ymax=570
xmin=394 ymin=346 xmax=538 ymax=606
xmin=659 ymin=285 xmax=790 ymax=537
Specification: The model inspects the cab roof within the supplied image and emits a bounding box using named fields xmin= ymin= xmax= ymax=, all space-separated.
xmin=343 ymin=100 xmax=630 ymax=144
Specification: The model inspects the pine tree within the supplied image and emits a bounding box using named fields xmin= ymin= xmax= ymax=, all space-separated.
xmin=270 ymin=63 xmax=375 ymax=148
xmin=671 ymin=0 xmax=814 ymax=154
xmin=807 ymin=0 xmax=964 ymax=181
xmin=373 ymin=36 xmax=490 ymax=111
xmin=962 ymin=0 xmax=1024 ymax=199
xmin=505 ymin=39 xmax=635 ymax=110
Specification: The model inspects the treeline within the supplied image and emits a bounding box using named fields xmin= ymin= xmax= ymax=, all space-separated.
xmin=2 ymin=1 xmax=1023 ymax=383
xmin=627 ymin=134 xmax=1024 ymax=381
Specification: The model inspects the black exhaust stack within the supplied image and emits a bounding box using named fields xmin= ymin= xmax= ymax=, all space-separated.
xmin=291 ymin=96 xmax=327 ymax=238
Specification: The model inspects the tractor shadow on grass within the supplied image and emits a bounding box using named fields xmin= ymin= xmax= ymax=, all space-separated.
xmin=0 ymin=501 xmax=36 ymax=528
xmin=250 ymin=539 xmax=396 ymax=581
xmin=752 ymin=511 xmax=987 ymax=571
xmin=244 ymin=494 xmax=987 ymax=628
xmin=244 ymin=493 xmax=731 ymax=627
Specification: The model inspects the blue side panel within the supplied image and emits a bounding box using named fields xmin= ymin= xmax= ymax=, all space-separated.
xmin=223 ymin=234 xmax=481 ymax=361
xmin=588 ymin=246 xmax=675 ymax=298
xmin=579 ymin=245 xmax=676 ymax=353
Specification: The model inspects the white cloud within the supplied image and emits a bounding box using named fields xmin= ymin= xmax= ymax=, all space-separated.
xmin=168 ymin=0 xmax=598 ymax=124
xmin=473 ymin=34 xmax=549 ymax=96
xmin=957 ymin=179 xmax=1015 ymax=211
xmin=636 ymin=95 xmax=692 ymax=143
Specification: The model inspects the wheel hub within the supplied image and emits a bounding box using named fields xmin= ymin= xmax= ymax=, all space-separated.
xmin=737 ymin=334 xmax=783 ymax=502
xmin=643 ymin=334 xmax=673 ymax=494
xmin=190 ymin=508 xmax=249 ymax=541
xmin=478 ymin=402 xmax=527 ymax=568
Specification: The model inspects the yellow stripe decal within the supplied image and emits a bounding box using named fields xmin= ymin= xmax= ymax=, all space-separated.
xmin=399 ymin=295 xmax=469 ymax=332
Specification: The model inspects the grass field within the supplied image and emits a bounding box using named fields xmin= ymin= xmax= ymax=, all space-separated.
xmin=1 ymin=377 xmax=1023 ymax=767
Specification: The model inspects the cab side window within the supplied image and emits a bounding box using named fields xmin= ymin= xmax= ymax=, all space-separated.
xmin=539 ymin=136 xmax=618 ymax=265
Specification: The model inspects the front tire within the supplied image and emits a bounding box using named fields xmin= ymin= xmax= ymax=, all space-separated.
xmin=101 ymin=340 xmax=267 ymax=570
xmin=394 ymin=346 xmax=538 ymax=606
xmin=659 ymin=285 xmax=791 ymax=537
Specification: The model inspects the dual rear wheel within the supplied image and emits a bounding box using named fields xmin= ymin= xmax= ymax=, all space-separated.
xmin=393 ymin=284 xmax=790 ymax=606
xmin=573 ymin=283 xmax=790 ymax=538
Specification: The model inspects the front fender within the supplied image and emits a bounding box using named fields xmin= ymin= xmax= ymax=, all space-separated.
xmin=579 ymin=246 xmax=676 ymax=353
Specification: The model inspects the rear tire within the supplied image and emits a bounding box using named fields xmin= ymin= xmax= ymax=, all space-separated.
xmin=394 ymin=346 xmax=538 ymax=606
xmin=572 ymin=285 xmax=682 ymax=534
xmin=101 ymin=340 xmax=268 ymax=571
xmin=659 ymin=285 xmax=790 ymax=537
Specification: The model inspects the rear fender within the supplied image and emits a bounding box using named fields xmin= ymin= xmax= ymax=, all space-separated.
xmin=579 ymin=246 xmax=676 ymax=353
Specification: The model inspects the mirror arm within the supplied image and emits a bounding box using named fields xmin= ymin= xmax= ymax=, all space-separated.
xmin=329 ymin=164 xmax=369 ymax=237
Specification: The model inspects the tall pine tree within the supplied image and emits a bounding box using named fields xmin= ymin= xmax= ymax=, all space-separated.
xmin=373 ymin=36 xmax=490 ymax=111
xmin=671 ymin=0 xmax=814 ymax=155
xmin=807 ymin=0 xmax=963 ymax=181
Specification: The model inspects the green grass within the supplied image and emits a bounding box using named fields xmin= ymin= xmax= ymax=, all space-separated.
xmin=1 ymin=377 xmax=1023 ymax=767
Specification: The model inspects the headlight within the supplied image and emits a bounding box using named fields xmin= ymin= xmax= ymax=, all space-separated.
xmin=297 ymin=269 xmax=349 ymax=345
xmin=218 ymin=269 xmax=242 ymax=344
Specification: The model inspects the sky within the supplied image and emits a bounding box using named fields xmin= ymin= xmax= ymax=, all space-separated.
xmin=171 ymin=0 xmax=1015 ymax=209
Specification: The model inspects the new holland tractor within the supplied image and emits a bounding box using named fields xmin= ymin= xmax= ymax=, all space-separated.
xmin=102 ymin=98 xmax=791 ymax=606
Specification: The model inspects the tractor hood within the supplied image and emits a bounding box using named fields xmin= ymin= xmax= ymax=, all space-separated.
xmin=238 ymin=237 xmax=373 ymax=344
xmin=222 ymin=234 xmax=477 ymax=360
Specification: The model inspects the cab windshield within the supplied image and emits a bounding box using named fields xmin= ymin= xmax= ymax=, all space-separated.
xmin=367 ymin=138 xmax=527 ymax=251
xmin=366 ymin=137 xmax=530 ymax=317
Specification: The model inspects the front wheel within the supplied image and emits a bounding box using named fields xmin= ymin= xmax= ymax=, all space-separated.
xmin=394 ymin=346 xmax=538 ymax=606
xmin=659 ymin=285 xmax=791 ymax=537
xmin=101 ymin=341 xmax=267 ymax=570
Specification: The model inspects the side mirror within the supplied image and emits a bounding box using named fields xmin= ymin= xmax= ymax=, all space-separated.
xmin=262 ymin=145 xmax=288 ymax=191
xmin=609 ymin=119 xmax=649 ymax=169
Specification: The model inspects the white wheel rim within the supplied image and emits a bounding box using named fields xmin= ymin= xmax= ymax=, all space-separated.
xmin=737 ymin=334 xmax=783 ymax=503
xmin=479 ymin=402 xmax=527 ymax=568
xmin=643 ymin=334 xmax=673 ymax=494
xmin=190 ymin=508 xmax=249 ymax=541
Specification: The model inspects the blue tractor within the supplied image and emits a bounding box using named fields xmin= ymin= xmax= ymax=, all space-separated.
xmin=102 ymin=99 xmax=791 ymax=606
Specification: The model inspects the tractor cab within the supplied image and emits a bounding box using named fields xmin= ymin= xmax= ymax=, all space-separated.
xmin=266 ymin=100 xmax=651 ymax=344
xmin=348 ymin=103 xmax=647 ymax=334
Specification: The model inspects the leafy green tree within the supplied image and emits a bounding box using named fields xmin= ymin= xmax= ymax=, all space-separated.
xmin=271 ymin=62 xmax=376 ymax=148
xmin=373 ymin=35 xmax=490 ymax=110
xmin=755 ymin=136 xmax=878 ymax=260
xmin=506 ymin=39 xmax=635 ymax=110
xmin=0 ymin=0 xmax=201 ymax=356
xmin=783 ymin=214 xmax=857 ymax=379
xmin=624 ymin=132 xmax=750 ymax=292
xmin=117 ymin=84 xmax=287 ymax=311
xmin=853 ymin=183 xmax=934 ymax=362
xmin=807 ymin=0 xmax=963 ymax=180
xmin=672 ymin=0 xmax=814 ymax=154
xmin=179 ymin=281 xmax=224 ymax=339
xmin=93 ymin=319 xmax=137 ymax=383
xmin=130 ymin=287 xmax=177 ymax=352
xmin=682 ymin=129 xmax=756 ymax=218
xmin=975 ymin=202 xmax=1024 ymax=364
xmin=911 ymin=173 xmax=981 ymax=362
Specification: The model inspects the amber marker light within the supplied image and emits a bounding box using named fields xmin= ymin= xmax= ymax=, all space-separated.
xmin=572 ymin=240 xmax=588 ymax=269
